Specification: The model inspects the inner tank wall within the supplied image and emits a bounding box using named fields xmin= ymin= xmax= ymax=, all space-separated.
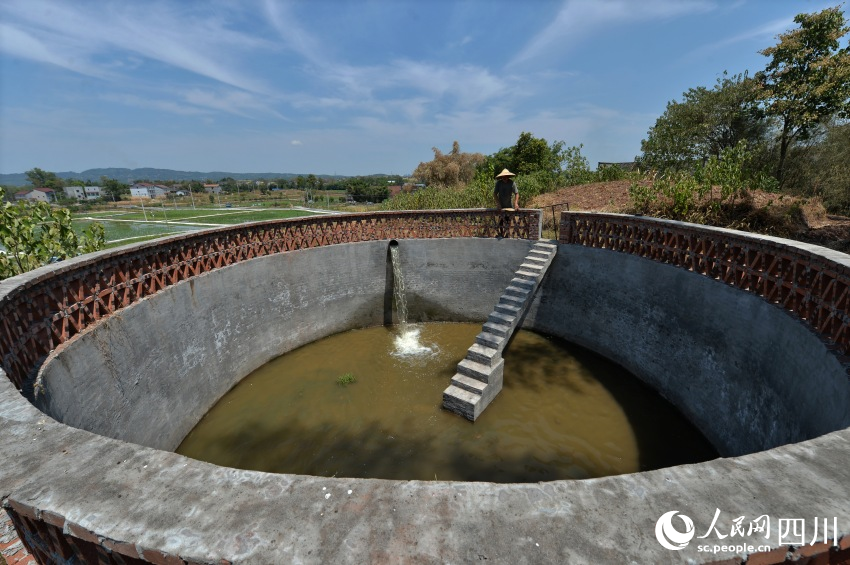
xmin=31 ymin=237 xmax=850 ymax=457
xmin=34 ymin=238 xmax=535 ymax=450
xmin=523 ymin=243 xmax=850 ymax=456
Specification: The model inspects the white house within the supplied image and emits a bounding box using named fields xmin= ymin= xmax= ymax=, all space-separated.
xmin=64 ymin=186 xmax=102 ymax=201
xmin=130 ymin=183 xmax=168 ymax=199
xmin=15 ymin=188 xmax=56 ymax=203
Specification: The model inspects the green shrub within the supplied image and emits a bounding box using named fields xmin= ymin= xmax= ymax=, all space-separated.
xmin=336 ymin=373 xmax=356 ymax=386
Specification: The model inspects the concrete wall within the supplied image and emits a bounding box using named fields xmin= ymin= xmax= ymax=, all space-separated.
xmin=524 ymin=244 xmax=850 ymax=456
xmin=3 ymin=228 xmax=850 ymax=564
xmin=33 ymin=238 xmax=534 ymax=450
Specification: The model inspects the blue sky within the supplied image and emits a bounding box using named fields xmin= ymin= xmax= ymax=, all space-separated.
xmin=0 ymin=0 xmax=841 ymax=177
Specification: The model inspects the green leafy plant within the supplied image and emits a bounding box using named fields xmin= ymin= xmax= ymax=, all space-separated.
xmin=0 ymin=187 xmax=105 ymax=280
xmin=336 ymin=373 xmax=356 ymax=386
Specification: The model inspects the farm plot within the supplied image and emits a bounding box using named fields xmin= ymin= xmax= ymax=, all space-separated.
xmin=73 ymin=207 xmax=321 ymax=248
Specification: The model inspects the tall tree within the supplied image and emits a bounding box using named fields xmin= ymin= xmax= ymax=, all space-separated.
xmin=755 ymin=6 xmax=850 ymax=186
xmin=641 ymin=73 xmax=766 ymax=171
xmin=413 ymin=141 xmax=486 ymax=187
xmin=100 ymin=176 xmax=128 ymax=201
xmin=490 ymin=132 xmax=566 ymax=179
xmin=25 ymin=167 xmax=64 ymax=189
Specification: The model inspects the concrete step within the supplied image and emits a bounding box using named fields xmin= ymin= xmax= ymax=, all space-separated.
xmin=482 ymin=320 xmax=511 ymax=337
xmin=466 ymin=343 xmax=499 ymax=367
xmin=515 ymin=269 xmax=541 ymax=282
xmin=519 ymin=262 xmax=544 ymax=272
xmin=533 ymin=241 xmax=557 ymax=251
xmin=504 ymin=285 xmax=531 ymax=299
xmin=457 ymin=358 xmax=492 ymax=383
xmin=475 ymin=331 xmax=504 ymax=350
xmin=495 ymin=302 xmax=522 ymax=317
xmin=444 ymin=241 xmax=557 ymax=422
xmin=442 ymin=385 xmax=480 ymax=420
xmin=499 ymin=293 xmax=525 ymax=308
xmin=509 ymin=277 xmax=535 ymax=290
xmin=526 ymin=254 xmax=548 ymax=264
xmin=451 ymin=373 xmax=487 ymax=395
xmin=487 ymin=310 xmax=515 ymax=328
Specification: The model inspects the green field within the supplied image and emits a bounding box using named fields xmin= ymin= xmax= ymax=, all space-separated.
xmin=73 ymin=206 xmax=322 ymax=248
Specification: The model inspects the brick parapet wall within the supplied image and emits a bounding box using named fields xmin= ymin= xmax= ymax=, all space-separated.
xmin=4 ymin=211 xmax=850 ymax=564
xmin=0 ymin=209 xmax=540 ymax=393
xmin=560 ymin=212 xmax=850 ymax=365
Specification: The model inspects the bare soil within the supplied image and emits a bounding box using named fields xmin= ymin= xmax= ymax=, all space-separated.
xmin=529 ymin=181 xmax=850 ymax=251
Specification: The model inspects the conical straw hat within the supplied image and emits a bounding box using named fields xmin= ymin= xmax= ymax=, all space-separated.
xmin=496 ymin=168 xmax=516 ymax=178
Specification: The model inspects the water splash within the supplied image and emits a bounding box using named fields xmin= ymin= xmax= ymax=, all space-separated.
xmin=393 ymin=325 xmax=436 ymax=358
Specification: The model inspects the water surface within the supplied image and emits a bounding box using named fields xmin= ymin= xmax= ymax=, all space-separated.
xmin=177 ymin=323 xmax=716 ymax=481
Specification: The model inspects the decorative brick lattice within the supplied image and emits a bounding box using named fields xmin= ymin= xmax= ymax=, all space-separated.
xmin=560 ymin=212 xmax=850 ymax=360
xmin=0 ymin=210 xmax=540 ymax=390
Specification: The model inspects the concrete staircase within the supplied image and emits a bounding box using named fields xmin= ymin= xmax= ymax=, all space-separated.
xmin=442 ymin=241 xmax=557 ymax=421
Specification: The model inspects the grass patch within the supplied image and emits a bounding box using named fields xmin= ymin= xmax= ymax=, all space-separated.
xmin=72 ymin=208 xmax=320 ymax=245
xmin=336 ymin=373 xmax=356 ymax=386
xmin=72 ymin=219 xmax=199 ymax=243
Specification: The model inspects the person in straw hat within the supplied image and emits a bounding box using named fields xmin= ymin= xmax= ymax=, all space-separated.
xmin=493 ymin=168 xmax=519 ymax=210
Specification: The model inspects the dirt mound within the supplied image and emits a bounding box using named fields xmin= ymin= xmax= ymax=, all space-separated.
xmin=529 ymin=180 xmax=639 ymax=213
xmin=529 ymin=180 xmax=850 ymax=249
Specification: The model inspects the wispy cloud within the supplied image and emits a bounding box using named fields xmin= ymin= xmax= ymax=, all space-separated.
xmin=682 ymin=15 xmax=795 ymax=63
xmin=260 ymin=0 xmax=513 ymax=114
xmin=0 ymin=23 xmax=108 ymax=78
xmin=100 ymin=93 xmax=210 ymax=116
xmin=183 ymin=89 xmax=287 ymax=119
xmin=0 ymin=0 xmax=271 ymax=93
xmin=509 ymin=0 xmax=715 ymax=67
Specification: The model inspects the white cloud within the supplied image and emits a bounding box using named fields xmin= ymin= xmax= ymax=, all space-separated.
xmin=510 ymin=0 xmax=715 ymax=67
xmin=183 ymin=89 xmax=286 ymax=119
xmin=682 ymin=15 xmax=795 ymax=63
xmin=1 ymin=0 xmax=271 ymax=93
xmin=291 ymin=140 xmax=303 ymax=146
xmin=0 ymin=23 xmax=107 ymax=78
xmin=100 ymin=93 xmax=210 ymax=116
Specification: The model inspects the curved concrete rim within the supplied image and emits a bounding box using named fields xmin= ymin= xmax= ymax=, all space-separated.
xmin=1 ymin=212 xmax=849 ymax=564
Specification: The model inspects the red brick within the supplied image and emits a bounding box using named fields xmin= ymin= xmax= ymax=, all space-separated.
xmin=793 ymin=541 xmax=835 ymax=559
xmin=840 ymin=534 xmax=850 ymax=551
xmin=141 ymin=548 xmax=186 ymax=565
xmin=38 ymin=509 xmax=65 ymax=529
xmin=102 ymin=537 xmax=141 ymax=559
xmin=5 ymin=547 xmax=38 ymax=565
xmin=3 ymin=501 xmax=37 ymax=521
xmin=745 ymin=545 xmax=791 ymax=565
xmin=65 ymin=521 xmax=100 ymax=545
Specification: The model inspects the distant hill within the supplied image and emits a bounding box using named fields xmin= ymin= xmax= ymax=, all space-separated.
xmin=0 ymin=168 xmax=354 ymax=187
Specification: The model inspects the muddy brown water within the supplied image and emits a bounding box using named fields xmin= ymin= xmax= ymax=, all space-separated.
xmin=177 ymin=323 xmax=717 ymax=482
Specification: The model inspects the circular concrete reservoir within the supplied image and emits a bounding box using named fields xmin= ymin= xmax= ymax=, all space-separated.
xmin=1 ymin=210 xmax=849 ymax=564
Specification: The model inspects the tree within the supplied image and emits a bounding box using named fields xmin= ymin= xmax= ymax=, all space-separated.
xmin=412 ymin=141 xmax=486 ymax=187
xmin=25 ymin=167 xmax=65 ymax=189
xmin=0 ymin=187 xmax=105 ymax=280
xmin=100 ymin=176 xmax=129 ymax=202
xmin=755 ymin=6 xmax=850 ymax=186
xmin=489 ymin=132 xmax=567 ymax=179
xmin=640 ymin=72 xmax=766 ymax=171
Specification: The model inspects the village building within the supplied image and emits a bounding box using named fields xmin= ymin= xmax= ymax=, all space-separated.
xmin=129 ymin=183 xmax=169 ymax=199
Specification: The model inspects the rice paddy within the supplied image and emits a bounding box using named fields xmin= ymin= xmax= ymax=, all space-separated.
xmin=72 ymin=206 xmax=324 ymax=248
